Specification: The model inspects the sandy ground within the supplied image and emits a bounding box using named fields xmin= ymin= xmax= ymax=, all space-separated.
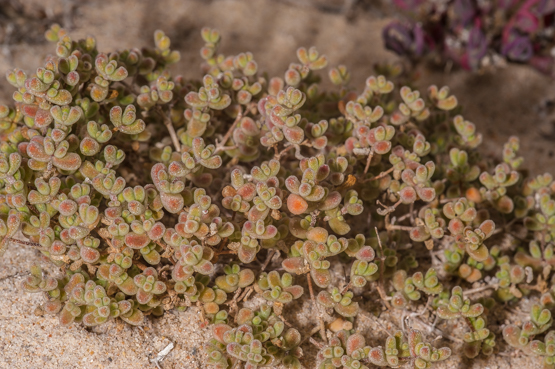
xmin=0 ymin=0 xmax=553 ymax=368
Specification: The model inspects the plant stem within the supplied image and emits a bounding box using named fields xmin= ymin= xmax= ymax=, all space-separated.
xmin=364 ymin=150 xmax=374 ymax=174
xmin=375 ymin=227 xmax=392 ymax=309
xmin=215 ymin=111 xmax=243 ymax=153
xmin=156 ymin=106 xmax=181 ymax=153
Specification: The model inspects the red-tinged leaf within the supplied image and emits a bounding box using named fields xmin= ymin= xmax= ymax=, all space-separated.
xmin=27 ymin=141 xmax=50 ymax=161
xmin=80 ymin=137 xmax=100 ymax=156
xmin=238 ymin=245 xmax=258 ymax=264
xmin=68 ymin=226 xmax=89 ymax=240
xmin=47 ymin=89 xmax=72 ymax=105
xmin=416 ymin=186 xmax=436 ymax=202
xmin=479 ymin=220 xmax=495 ymax=238
xmin=503 ymin=325 xmax=522 ymax=348
xmin=59 ymin=306 xmax=78 ymax=326
xmin=319 ymin=191 xmax=342 ymax=211
xmin=282 ymin=257 xmax=306 ymax=274
xmin=231 ymin=311 xmax=252 ymax=329
xmin=53 ymin=153 xmax=82 ymax=171
xmin=82 ymin=312 xmax=101 ymax=326
xmin=59 ymin=199 xmax=78 ymax=216
xmin=110 ymin=67 xmax=128 ymax=82
xmin=160 ymin=192 xmax=184 ymax=214
xmin=368 ymin=348 xmax=387 ymax=366
xmin=313 ymin=136 xmax=327 ymax=150
xmin=50 ymin=240 xmax=66 ymax=255
xmin=448 ymin=218 xmax=464 ymax=235
xmin=247 ymin=206 xmax=270 ymax=222
xmin=335 ymin=301 xmax=359 ymax=317
xmin=43 ymin=299 xmax=62 ymax=314
xmin=104 ymin=206 xmax=122 ymax=220
xmin=35 ymin=109 xmax=53 ymax=128
xmin=238 ymin=269 xmax=255 ymax=288
xmin=283 ymin=126 xmax=305 ymax=144
xmin=285 ymin=176 xmax=301 ymax=193
xmin=22 ymin=104 xmax=38 ymax=117
xmin=147 ymin=222 xmax=165 ymax=240
xmin=213 ymin=324 xmax=232 ymax=343
xmin=391 ymin=292 xmax=407 ymax=309
xmin=172 ymin=262 xmax=193 ymax=282
xmin=125 ymin=232 xmax=150 ymax=249
xmin=136 ymin=288 xmax=153 ymax=305
xmin=346 ymin=333 xmax=366 ymax=355
xmin=374 ymin=140 xmax=392 ymax=155
xmin=195 ymin=259 xmax=214 ymax=275
xmin=399 ymin=186 xmax=416 ymax=204
xmin=356 ymin=246 xmax=375 ymax=262
xmin=311 ymin=268 xmax=331 ymax=288
xmin=316 ymin=291 xmax=335 ymax=308
xmin=143 ymin=249 xmax=160 ymax=265
xmin=410 ymin=226 xmax=430 ymax=242
xmin=80 ymin=246 xmax=100 ymax=263
xmin=284 ymin=285 xmax=304 ymax=299
xmin=121 ymin=308 xmax=143 ymax=325
xmin=307 ymin=227 xmax=328 ymax=243
xmin=287 ymin=194 xmax=308 ymax=215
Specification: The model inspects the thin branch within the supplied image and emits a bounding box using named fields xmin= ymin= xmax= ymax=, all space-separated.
xmin=377 ymin=199 xmax=402 ymax=217
xmin=7 ymin=238 xmax=41 ymax=248
xmin=413 ymin=317 xmax=463 ymax=343
xmin=237 ymin=286 xmax=253 ymax=302
xmin=309 ymin=337 xmax=325 ymax=349
xmin=261 ymin=250 xmax=276 ymax=271
xmin=361 ymin=166 xmax=394 ymax=183
xmin=277 ymin=314 xmax=294 ymax=328
xmin=300 ymin=325 xmax=322 ymax=345
xmin=156 ymin=106 xmax=181 ymax=153
xmin=375 ymin=227 xmax=392 ymax=309
xmin=363 ymin=149 xmax=374 ymax=174
xmin=214 ymin=145 xmax=238 ymax=154
xmin=394 ymin=209 xmax=417 ymax=224
xmin=0 ymin=272 xmax=23 ymax=282
xmin=215 ymin=111 xmax=243 ymax=153
xmin=340 ymin=281 xmax=352 ymax=295
xmin=307 ymin=273 xmax=327 ymax=344
xmin=274 ymin=144 xmax=295 ymax=160
xmin=386 ymin=224 xmax=414 ymax=232
xmin=462 ymin=284 xmax=499 ymax=296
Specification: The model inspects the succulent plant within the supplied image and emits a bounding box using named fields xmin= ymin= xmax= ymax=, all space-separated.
xmin=0 ymin=21 xmax=553 ymax=369
xmin=256 ymin=271 xmax=303 ymax=303
xmin=386 ymin=0 xmax=555 ymax=76
xmin=317 ymin=287 xmax=359 ymax=318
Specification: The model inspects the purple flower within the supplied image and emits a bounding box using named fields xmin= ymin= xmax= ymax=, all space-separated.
xmin=514 ymin=10 xmax=539 ymax=33
xmin=529 ymin=55 xmax=554 ymax=75
xmin=453 ymin=0 xmax=476 ymax=27
xmin=502 ymin=32 xmax=533 ymax=61
xmin=382 ymin=21 xmax=426 ymax=58
xmin=463 ymin=26 xmax=488 ymax=70
xmin=393 ymin=0 xmax=424 ymax=11
xmin=534 ymin=0 xmax=555 ymax=16
xmin=498 ymin=0 xmax=521 ymax=10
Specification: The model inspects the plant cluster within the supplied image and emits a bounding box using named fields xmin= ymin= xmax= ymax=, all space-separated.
xmin=1 ymin=23 xmax=555 ymax=368
xmin=384 ymin=0 xmax=555 ymax=75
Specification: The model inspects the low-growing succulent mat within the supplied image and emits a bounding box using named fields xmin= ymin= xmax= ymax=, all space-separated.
xmin=0 ymin=0 xmax=554 ymax=368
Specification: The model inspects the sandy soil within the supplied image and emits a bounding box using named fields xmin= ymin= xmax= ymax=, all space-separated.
xmin=0 ymin=0 xmax=553 ymax=368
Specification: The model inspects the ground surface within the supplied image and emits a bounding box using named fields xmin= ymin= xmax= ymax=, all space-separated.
xmin=0 ymin=0 xmax=553 ymax=368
